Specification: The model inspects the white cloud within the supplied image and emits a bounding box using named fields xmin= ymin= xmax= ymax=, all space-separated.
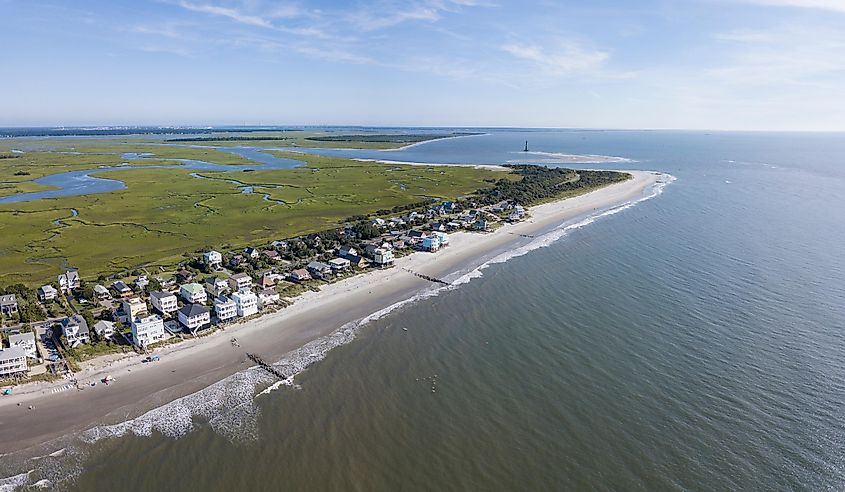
xmin=501 ymin=42 xmax=609 ymax=76
xmin=177 ymin=1 xmax=275 ymax=28
xmin=344 ymin=0 xmax=487 ymax=31
xmin=710 ymin=25 xmax=845 ymax=86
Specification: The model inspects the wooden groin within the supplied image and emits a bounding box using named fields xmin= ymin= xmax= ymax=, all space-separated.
xmin=246 ymin=353 xmax=287 ymax=379
xmin=402 ymin=268 xmax=450 ymax=286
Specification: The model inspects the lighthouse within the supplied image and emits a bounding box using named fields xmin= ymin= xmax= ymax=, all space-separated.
xmin=523 ymin=140 xmax=528 ymax=152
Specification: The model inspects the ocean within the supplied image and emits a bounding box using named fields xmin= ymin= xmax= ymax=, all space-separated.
xmin=2 ymin=130 xmax=845 ymax=491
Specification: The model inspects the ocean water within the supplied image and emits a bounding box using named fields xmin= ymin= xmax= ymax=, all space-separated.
xmin=3 ymin=130 xmax=845 ymax=491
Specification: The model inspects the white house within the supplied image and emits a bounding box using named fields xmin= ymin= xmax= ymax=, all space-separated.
xmin=205 ymin=276 xmax=230 ymax=292
xmin=180 ymin=283 xmax=207 ymax=304
xmin=232 ymin=289 xmax=259 ymax=317
xmin=214 ymin=296 xmax=237 ymax=322
xmin=149 ymin=291 xmax=178 ymax=315
xmin=8 ymin=332 xmax=37 ymax=359
xmin=244 ymin=247 xmax=260 ymax=259
xmin=329 ymin=257 xmax=351 ymax=272
xmin=57 ymin=268 xmax=80 ymax=293
xmin=38 ymin=285 xmax=58 ymax=302
xmin=60 ymin=315 xmax=90 ymax=347
xmin=93 ymin=320 xmax=117 ymax=340
xmin=228 ymin=273 xmax=252 ymax=291
xmin=178 ymin=304 xmax=210 ymax=332
xmin=131 ymin=314 xmax=166 ymax=348
xmin=373 ymin=248 xmax=395 ymax=266
xmin=203 ymin=250 xmax=223 ymax=268
xmin=0 ymin=347 xmax=27 ymax=378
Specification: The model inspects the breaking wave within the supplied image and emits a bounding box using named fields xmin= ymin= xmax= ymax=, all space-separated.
xmin=0 ymin=172 xmax=674 ymax=491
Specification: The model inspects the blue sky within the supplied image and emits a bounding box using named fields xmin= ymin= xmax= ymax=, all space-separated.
xmin=1 ymin=0 xmax=845 ymax=130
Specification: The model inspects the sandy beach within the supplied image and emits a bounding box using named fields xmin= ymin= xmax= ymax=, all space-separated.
xmin=0 ymin=170 xmax=661 ymax=453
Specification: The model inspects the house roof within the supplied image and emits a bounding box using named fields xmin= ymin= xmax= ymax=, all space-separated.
xmin=291 ymin=268 xmax=310 ymax=277
xmin=230 ymin=272 xmax=250 ymax=280
xmin=93 ymin=320 xmax=115 ymax=333
xmin=61 ymin=315 xmax=89 ymax=335
xmin=180 ymin=283 xmax=205 ymax=294
xmin=0 ymin=346 xmax=26 ymax=362
xmin=113 ymin=281 xmax=131 ymax=291
xmin=179 ymin=303 xmax=209 ymax=317
xmin=261 ymin=288 xmax=278 ymax=296
xmin=39 ymin=285 xmax=57 ymax=293
xmin=0 ymin=294 xmax=16 ymax=305
xmin=307 ymin=261 xmax=331 ymax=271
xmin=94 ymin=284 xmax=110 ymax=294
xmin=9 ymin=332 xmax=34 ymax=345
xmin=329 ymin=258 xmax=350 ymax=266
xmin=149 ymin=291 xmax=175 ymax=301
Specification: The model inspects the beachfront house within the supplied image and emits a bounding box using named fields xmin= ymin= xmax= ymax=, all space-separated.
xmin=60 ymin=315 xmax=90 ymax=347
xmin=346 ymin=255 xmax=370 ymax=269
xmin=434 ymin=231 xmax=450 ymax=247
xmin=421 ymin=235 xmax=441 ymax=252
xmin=228 ymin=273 xmax=252 ymax=291
xmin=213 ymin=296 xmax=237 ymax=323
xmin=8 ymin=332 xmax=37 ymax=360
xmin=289 ymin=269 xmax=311 ymax=283
xmin=474 ymin=219 xmax=489 ymax=231
xmin=38 ymin=285 xmax=58 ymax=302
xmin=178 ymin=304 xmax=210 ymax=332
xmin=232 ymin=289 xmax=259 ymax=317
xmin=122 ymin=297 xmax=148 ymax=322
xmin=93 ymin=320 xmax=116 ymax=340
xmin=0 ymin=294 xmax=18 ymax=316
xmin=329 ymin=258 xmax=351 ymax=272
xmin=306 ymin=261 xmax=333 ymax=279
xmin=112 ymin=281 xmax=133 ymax=298
xmin=203 ymin=250 xmax=223 ymax=269
xmin=373 ymin=248 xmax=395 ymax=266
xmin=0 ymin=347 xmax=28 ymax=379
xmin=258 ymin=289 xmax=280 ymax=306
xmin=57 ymin=268 xmax=80 ymax=293
xmin=131 ymin=314 xmax=166 ymax=348
xmin=180 ymin=283 xmax=207 ymax=304
xmin=149 ymin=291 xmax=178 ymax=315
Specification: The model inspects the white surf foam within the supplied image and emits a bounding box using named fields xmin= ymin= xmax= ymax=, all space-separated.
xmin=0 ymin=172 xmax=676 ymax=491
xmin=0 ymin=472 xmax=31 ymax=492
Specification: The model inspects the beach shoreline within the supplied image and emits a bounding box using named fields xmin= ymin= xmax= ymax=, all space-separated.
xmin=0 ymin=170 xmax=664 ymax=454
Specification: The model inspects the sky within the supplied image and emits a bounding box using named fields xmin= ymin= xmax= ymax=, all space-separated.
xmin=1 ymin=0 xmax=845 ymax=130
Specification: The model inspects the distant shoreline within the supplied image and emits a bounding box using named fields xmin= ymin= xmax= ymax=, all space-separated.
xmin=0 ymin=170 xmax=665 ymax=455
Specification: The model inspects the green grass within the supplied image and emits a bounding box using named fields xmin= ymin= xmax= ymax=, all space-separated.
xmin=0 ymin=151 xmax=507 ymax=286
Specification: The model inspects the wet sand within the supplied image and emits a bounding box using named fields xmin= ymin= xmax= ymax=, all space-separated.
xmin=0 ymin=171 xmax=659 ymax=453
